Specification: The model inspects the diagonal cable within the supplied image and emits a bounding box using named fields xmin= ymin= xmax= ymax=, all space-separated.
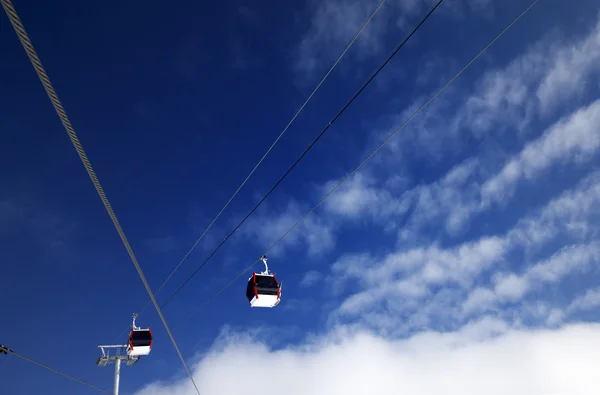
xmin=1 ymin=345 xmax=113 ymax=394
xmin=0 ymin=1 xmax=201 ymax=393
xmin=176 ymin=0 xmax=543 ymax=326
xmin=157 ymin=0 xmax=445 ymax=313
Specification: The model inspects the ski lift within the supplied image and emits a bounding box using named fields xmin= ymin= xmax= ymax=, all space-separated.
xmin=246 ymin=255 xmax=282 ymax=308
xmin=127 ymin=314 xmax=153 ymax=357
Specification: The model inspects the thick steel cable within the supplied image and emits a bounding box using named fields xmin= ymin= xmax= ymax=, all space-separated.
xmin=121 ymin=0 xmax=389 ymax=335
xmin=0 ymin=345 xmax=113 ymax=394
xmin=176 ymin=0 xmax=542 ymax=326
xmin=157 ymin=0 xmax=445 ymax=313
xmin=0 ymin=1 xmax=201 ymax=393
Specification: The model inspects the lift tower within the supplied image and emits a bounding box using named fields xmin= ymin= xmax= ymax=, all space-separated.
xmin=96 ymin=344 xmax=139 ymax=395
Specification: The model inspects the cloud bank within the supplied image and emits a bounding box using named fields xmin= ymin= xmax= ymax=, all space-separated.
xmin=135 ymin=322 xmax=600 ymax=395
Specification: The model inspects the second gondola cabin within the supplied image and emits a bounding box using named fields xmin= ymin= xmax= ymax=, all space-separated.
xmin=246 ymin=256 xmax=281 ymax=308
xmin=127 ymin=314 xmax=153 ymax=357
xmin=127 ymin=328 xmax=153 ymax=356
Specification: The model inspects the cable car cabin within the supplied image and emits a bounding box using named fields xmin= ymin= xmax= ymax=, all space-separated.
xmin=246 ymin=272 xmax=281 ymax=308
xmin=127 ymin=328 xmax=153 ymax=357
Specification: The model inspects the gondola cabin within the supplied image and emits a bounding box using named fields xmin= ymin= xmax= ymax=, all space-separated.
xmin=127 ymin=328 xmax=153 ymax=357
xmin=246 ymin=272 xmax=281 ymax=308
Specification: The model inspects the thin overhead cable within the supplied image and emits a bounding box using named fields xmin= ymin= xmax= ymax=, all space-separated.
xmin=0 ymin=345 xmax=113 ymax=394
xmin=127 ymin=0 xmax=389 ymax=326
xmin=176 ymin=0 xmax=542 ymax=326
xmin=158 ymin=0 xmax=445 ymax=312
xmin=0 ymin=1 xmax=201 ymax=394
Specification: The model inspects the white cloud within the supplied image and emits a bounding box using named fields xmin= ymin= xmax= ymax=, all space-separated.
xmin=324 ymin=92 xmax=600 ymax=244
xmin=333 ymin=235 xmax=506 ymax=287
xmin=456 ymin=12 xmax=600 ymax=138
xmin=493 ymin=272 xmax=529 ymax=301
xmin=537 ymin=15 xmax=600 ymax=114
xmin=332 ymin=235 xmax=507 ymax=319
xmin=460 ymin=46 xmax=541 ymax=137
xmin=463 ymin=287 xmax=497 ymax=315
xmin=322 ymin=172 xmax=402 ymax=219
xmin=319 ymin=156 xmax=481 ymax=240
xmin=300 ymin=270 xmax=322 ymax=287
xmin=463 ymin=242 xmax=600 ymax=316
xmin=401 ymin=158 xmax=481 ymax=236
xmin=293 ymin=0 xmax=495 ymax=82
xmin=294 ymin=0 xmax=419 ymax=79
xmin=507 ymin=170 xmax=600 ymax=248
xmin=134 ymin=323 xmax=600 ymax=395
xmin=527 ymin=243 xmax=600 ymax=283
xmin=320 ymin=171 xmax=413 ymax=234
xmin=546 ymin=309 xmax=565 ymax=326
xmin=332 ymin=170 xmax=600 ymax=330
xmin=379 ymin=95 xmax=600 ymax=240
xmin=567 ymin=287 xmax=600 ymax=314
xmin=369 ymin=12 xmax=600 ymax=182
xmin=294 ymin=0 xmax=385 ymax=78
xmin=481 ymin=98 xmax=600 ymax=206
xmin=242 ymin=200 xmax=336 ymax=257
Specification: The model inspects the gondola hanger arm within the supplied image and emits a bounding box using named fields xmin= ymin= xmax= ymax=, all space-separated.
xmin=259 ymin=255 xmax=269 ymax=275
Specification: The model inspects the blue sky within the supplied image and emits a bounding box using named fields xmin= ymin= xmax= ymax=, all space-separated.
xmin=1 ymin=0 xmax=600 ymax=393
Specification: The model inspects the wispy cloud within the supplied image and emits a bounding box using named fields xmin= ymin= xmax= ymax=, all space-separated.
xmin=294 ymin=0 xmax=495 ymax=82
xmin=498 ymin=169 xmax=600 ymax=249
xmin=567 ymin=287 xmax=600 ymax=315
xmin=294 ymin=0 xmax=390 ymax=79
xmin=329 ymin=168 xmax=600 ymax=334
xmin=343 ymin=93 xmax=600 ymax=242
xmin=481 ymin=98 xmax=600 ymax=207
xmin=331 ymin=235 xmax=506 ymax=320
xmin=459 ymin=13 xmax=600 ymax=137
xmin=464 ymin=242 xmax=600 ymax=315
xmin=375 ymin=11 xmax=600 ymax=163
xmin=321 ymin=171 xmax=411 ymax=226
xmin=300 ymin=270 xmax=323 ymax=287
xmin=241 ymin=200 xmax=336 ymax=257
xmin=537 ymin=14 xmax=600 ymax=115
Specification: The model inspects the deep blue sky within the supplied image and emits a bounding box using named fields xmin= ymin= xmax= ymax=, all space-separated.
xmin=2 ymin=0 xmax=600 ymax=394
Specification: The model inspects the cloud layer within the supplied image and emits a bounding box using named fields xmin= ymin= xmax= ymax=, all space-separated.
xmin=135 ymin=323 xmax=600 ymax=395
